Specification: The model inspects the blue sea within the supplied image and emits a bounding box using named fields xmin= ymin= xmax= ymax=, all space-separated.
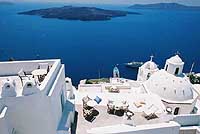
xmin=0 ymin=2 xmax=200 ymax=85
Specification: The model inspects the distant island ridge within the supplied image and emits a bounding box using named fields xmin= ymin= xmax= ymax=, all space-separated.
xmin=18 ymin=6 xmax=140 ymax=21
xmin=0 ymin=1 xmax=13 ymax=5
xmin=129 ymin=3 xmax=200 ymax=10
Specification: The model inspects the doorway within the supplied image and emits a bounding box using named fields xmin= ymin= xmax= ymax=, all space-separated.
xmin=174 ymin=107 xmax=180 ymax=115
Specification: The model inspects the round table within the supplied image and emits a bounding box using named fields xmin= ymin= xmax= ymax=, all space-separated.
xmin=166 ymin=107 xmax=172 ymax=114
xmin=32 ymin=69 xmax=47 ymax=76
xmin=87 ymin=100 xmax=97 ymax=107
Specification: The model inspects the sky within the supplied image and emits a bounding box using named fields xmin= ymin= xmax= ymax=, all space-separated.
xmin=2 ymin=0 xmax=200 ymax=6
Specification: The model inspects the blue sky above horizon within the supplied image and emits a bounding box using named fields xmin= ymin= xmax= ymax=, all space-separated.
xmin=2 ymin=0 xmax=200 ymax=6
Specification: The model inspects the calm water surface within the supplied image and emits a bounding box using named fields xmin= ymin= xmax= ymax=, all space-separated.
xmin=0 ymin=3 xmax=200 ymax=85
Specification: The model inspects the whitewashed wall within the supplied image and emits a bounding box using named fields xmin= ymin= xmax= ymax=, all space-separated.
xmin=48 ymin=65 xmax=67 ymax=130
xmin=0 ymin=60 xmax=69 ymax=134
xmin=5 ymin=93 xmax=56 ymax=134
xmin=173 ymin=114 xmax=200 ymax=126
xmin=162 ymin=100 xmax=196 ymax=115
xmin=0 ymin=107 xmax=11 ymax=134
xmin=88 ymin=121 xmax=180 ymax=134
xmin=0 ymin=60 xmax=56 ymax=76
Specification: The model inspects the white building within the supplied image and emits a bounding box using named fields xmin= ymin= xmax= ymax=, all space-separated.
xmin=77 ymin=54 xmax=200 ymax=134
xmin=144 ymin=55 xmax=198 ymax=115
xmin=0 ymin=59 xmax=75 ymax=134
xmin=113 ymin=66 xmax=120 ymax=78
xmin=137 ymin=56 xmax=159 ymax=81
xmin=164 ymin=55 xmax=184 ymax=76
xmin=1 ymin=56 xmax=200 ymax=134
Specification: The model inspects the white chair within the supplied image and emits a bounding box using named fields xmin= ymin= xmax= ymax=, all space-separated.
xmin=18 ymin=68 xmax=28 ymax=86
xmin=38 ymin=63 xmax=49 ymax=73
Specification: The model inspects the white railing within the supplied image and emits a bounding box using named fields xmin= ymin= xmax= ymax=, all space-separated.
xmin=0 ymin=59 xmax=56 ymax=76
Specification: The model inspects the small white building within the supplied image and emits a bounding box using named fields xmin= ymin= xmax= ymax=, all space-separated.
xmin=137 ymin=56 xmax=159 ymax=81
xmin=113 ymin=66 xmax=120 ymax=78
xmin=164 ymin=55 xmax=184 ymax=76
xmin=0 ymin=59 xmax=75 ymax=134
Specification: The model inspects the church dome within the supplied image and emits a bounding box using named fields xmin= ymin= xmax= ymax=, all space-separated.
xmin=167 ymin=55 xmax=183 ymax=65
xmin=145 ymin=70 xmax=194 ymax=102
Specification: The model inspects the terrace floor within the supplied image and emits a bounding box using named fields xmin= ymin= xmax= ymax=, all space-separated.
xmin=74 ymin=104 xmax=167 ymax=134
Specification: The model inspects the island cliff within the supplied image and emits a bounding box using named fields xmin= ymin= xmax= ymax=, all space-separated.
xmin=129 ymin=3 xmax=200 ymax=10
xmin=18 ymin=6 xmax=141 ymax=21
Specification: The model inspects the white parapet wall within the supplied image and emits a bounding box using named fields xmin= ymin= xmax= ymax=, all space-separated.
xmin=173 ymin=114 xmax=200 ymax=126
xmin=87 ymin=121 xmax=180 ymax=134
xmin=0 ymin=59 xmax=56 ymax=76
xmin=78 ymin=84 xmax=103 ymax=93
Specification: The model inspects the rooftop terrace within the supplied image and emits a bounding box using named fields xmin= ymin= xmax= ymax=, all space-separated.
xmin=75 ymin=104 xmax=171 ymax=134
xmin=0 ymin=59 xmax=61 ymax=98
xmin=74 ymin=86 xmax=169 ymax=134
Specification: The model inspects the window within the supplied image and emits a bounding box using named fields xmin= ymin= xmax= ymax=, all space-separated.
xmin=165 ymin=64 xmax=168 ymax=71
xmin=174 ymin=107 xmax=179 ymax=115
xmin=147 ymin=73 xmax=151 ymax=80
xmin=175 ymin=68 xmax=179 ymax=75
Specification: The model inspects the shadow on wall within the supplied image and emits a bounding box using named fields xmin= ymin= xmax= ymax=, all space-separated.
xmin=71 ymin=111 xmax=78 ymax=134
xmin=57 ymin=100 xmax=75 ymax=132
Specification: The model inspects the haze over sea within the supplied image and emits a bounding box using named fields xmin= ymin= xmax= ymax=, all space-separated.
xmin=0 ymin=2 xmax=200 ymax=85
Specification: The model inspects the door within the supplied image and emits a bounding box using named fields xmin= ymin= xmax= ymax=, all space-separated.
xmin=174 ymin=107 xmax=179 ymax=115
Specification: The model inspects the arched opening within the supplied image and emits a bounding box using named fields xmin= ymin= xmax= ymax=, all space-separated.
xmin=147 ymin=73 xmax=151 ymax=80
xmin=175 ymin=68 xmax=179 ymax=75
xmin=165 ymin=64 xmax=168 ymax=71
xmin=174 ymin=107 xmax=179 ymax=115
xmin=27 ymin=83 xmax=32 ymax=88
xmin=6 ymin=85 xmax=10 ymax=89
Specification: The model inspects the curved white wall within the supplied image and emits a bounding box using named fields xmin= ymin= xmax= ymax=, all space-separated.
xmin=165 ymin=61 xmax=184 ymax=75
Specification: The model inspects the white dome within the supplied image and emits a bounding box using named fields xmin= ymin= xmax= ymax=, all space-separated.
xmin=145 ymin=70 xmax=194 ymax=102
xmin=143 ymin=61 xmax=158 ymax=70
xmin=167 ymin=55 xmax=183 ymax=64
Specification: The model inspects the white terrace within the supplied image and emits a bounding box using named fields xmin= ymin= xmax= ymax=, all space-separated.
xmin=0 ymin=59 xmax=61 ymax=98
xmin=0 ymin=59 xmax=70 ymax=134
xmin=75 ymin=77 xmax=200 ymax=134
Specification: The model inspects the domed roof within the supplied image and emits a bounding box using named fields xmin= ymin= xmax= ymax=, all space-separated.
xmin=145 ymin=70 xmax=194 ymax=102
xmin=142 ymin=61 xmax=158 ymax=70
xmin=167 ymin=55 xmax=183 ymax=64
